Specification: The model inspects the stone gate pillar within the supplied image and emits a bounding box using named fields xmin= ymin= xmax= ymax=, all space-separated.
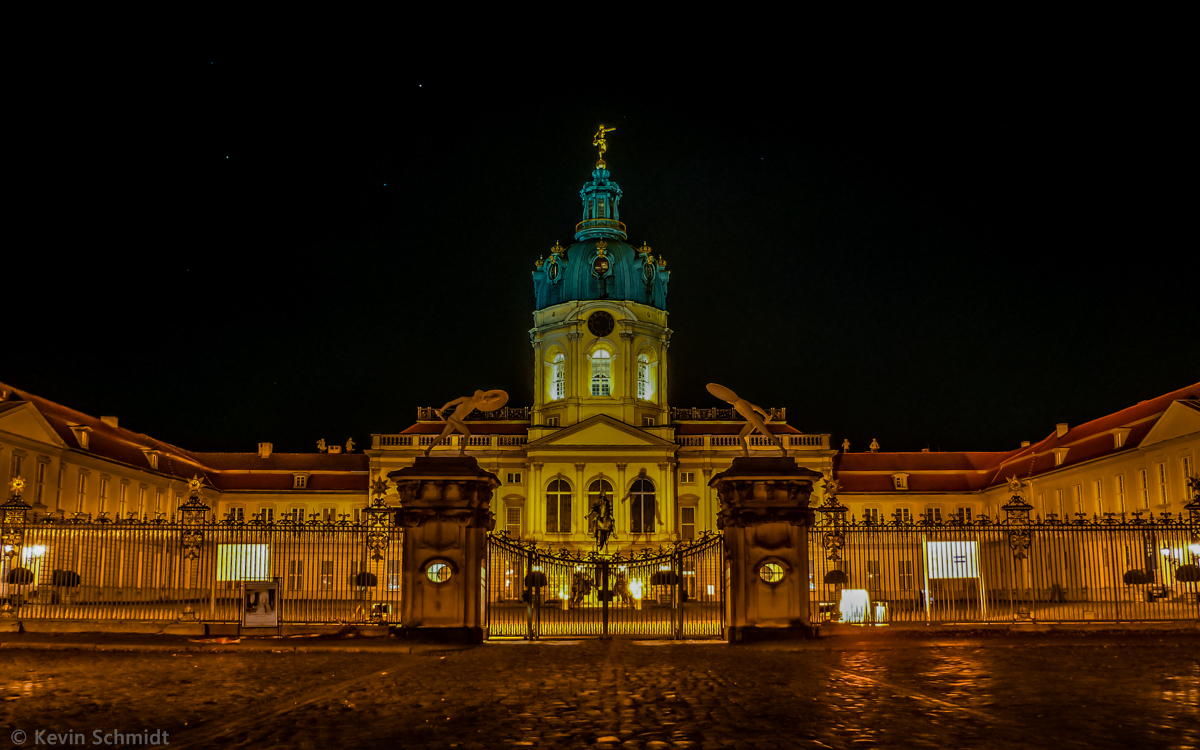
xmin=710 ymin=457 xmax=822 ymax=641
xmin=388 ymin=457 xmax=499 ymax=642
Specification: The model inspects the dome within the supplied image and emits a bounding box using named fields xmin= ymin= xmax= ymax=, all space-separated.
xmin=534 ymin=238 xmax=668 ymax=310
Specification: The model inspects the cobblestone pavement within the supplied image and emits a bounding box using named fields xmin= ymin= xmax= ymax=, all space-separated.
xmin=3 ymin=635 xmax=1198 ymax=749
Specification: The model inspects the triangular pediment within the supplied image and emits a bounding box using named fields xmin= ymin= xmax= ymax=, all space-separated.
xmin=0 ymin=401 xmax=69 ymax=448
xmin=527 ymin=414 xmax=675 ymax=450
xmin=1140 ymin=400 xmax=1200 ymax=448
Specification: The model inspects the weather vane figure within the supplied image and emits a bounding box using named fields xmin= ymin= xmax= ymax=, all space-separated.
xmin=425 ymin=389 xmax=509 ymax=456
xmin=593 ymin=124 xmax=616 ymax=167
xmin=706 ymin=383 xmax=787 ymax=457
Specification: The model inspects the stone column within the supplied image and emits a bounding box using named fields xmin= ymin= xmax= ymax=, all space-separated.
xmin=710 ymin=457 xmax=822 ymax=641
xmin=389 ymin=457 xmax=499 ymax=643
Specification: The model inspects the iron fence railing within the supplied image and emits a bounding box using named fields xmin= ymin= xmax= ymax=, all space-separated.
xmin=808 ymin=513 xmax=1200 ymax=625
xmin=486 ymin=532 xmax=724 ymax=639
xmin=0 ymin=517 xmax=404 ymax=625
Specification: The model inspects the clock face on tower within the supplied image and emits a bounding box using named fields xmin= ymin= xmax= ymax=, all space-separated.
xmin=587 ymin=311 xmax=615 ymax=337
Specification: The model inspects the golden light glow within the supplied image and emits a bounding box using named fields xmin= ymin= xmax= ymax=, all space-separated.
xmin=629 ymin=578 xmax=643 ymax=600
xmin=188 ymin=475 xmax=204 ymax=493
xmin=216 ymin=544 xmax=270 ymax=581
xmin=8 ymin=476 xmax=24 ymax=495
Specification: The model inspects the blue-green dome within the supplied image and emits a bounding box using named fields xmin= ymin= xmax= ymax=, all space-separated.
xmin=532 ymin=164 xmax=670 ymax=311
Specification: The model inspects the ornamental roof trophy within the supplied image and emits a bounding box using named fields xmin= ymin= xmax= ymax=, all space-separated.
xmin=706 ymin=383 xmax=786 ymax=457
xmin=425 ymin=389 xmax=509 ymax=456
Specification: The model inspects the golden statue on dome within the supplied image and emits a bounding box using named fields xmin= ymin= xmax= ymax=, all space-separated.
xmin=593 ymin=125 xmax=615 ymax=168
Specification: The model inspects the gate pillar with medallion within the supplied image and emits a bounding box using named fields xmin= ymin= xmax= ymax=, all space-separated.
xmin=388 ymin=457 xmax=499 ymax=642
xmin=710 ymin=457 xmax=822 ymax=641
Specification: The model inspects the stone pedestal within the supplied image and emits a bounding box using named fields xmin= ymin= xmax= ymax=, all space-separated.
xmin=710 ymin=457 xmax=822 ymax=641
xmin=388 ymin=457 xmax=499 ymax=643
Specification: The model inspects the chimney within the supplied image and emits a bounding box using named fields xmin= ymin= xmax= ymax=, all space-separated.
xmin=1020 ymin=441 xmax=1030 ymax=448
xmin=258 ymin=442 xmax=273 ymax=458
xmin=101 ymin=416 xmax=118 ymax=429
xmin=1055 ymin=423 xmax=1069 ymax=439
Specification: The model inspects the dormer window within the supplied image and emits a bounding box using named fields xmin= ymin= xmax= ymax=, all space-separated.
xmin=68 ymin=424 xmax=92 ymax=450
xmin=892 ymin=473 xmax=909 ymax=490
xmin=590 ymin=349 xmax=612 ymax=396
xmin=1112 ymin=428 xmax=1131 ymax=449
xmin=294 ymin=474 xmax=309 ymax=489
xmin=1052 ymin=448 xmax=1069 ymax=466
xmin=142 ymin=449 xmax=159 ymax=470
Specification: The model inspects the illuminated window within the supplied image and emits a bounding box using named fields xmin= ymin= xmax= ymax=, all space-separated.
xmin=546 ymin=478 xmax=571 ymax=533
xmin=1094 ymin=479 xmax=1104 ymax=513
xmin=217 ymin=544 xmax=270 ymax=581
xmin=629 ymin=476 xmax=656 ymax=534
xmin=590 ymin=349 xmax=611 ymax=396
xmin=551 ymin=353 xmax=566 ymax=400
xmin=637 ymin=354 xmax=650 ymax=400
xmin=681 ymin=506 xmax=696 ymax=540
xmin=1115 ymin=475 xmax=1126 ymax=512
xmin=1056 ymin=489 xmax=1065 ymax=517
xmin=138 ymin=486 xmax=147 ymax=517
xmin=1140 ymin=469 xmax=1149 ymax=508
xmin=287 ymin=560 xmax=304 ymax=590
xmin=388 ymin=559 xmax=402 ymax=590
xmin=1157 ymin=463 xmax=1169 ymax=505
xmin=98 ymin=477 xmax=109 ymax=513
xmin=506 ymin=506 xmax=521 ymax=537
xmin=321 ymin=560 xmax=335 ymax=589
xmin=76 ymin=472 xmax=87 ymax=511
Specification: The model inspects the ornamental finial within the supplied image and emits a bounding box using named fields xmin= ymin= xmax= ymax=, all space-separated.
xmin=187 ymin=475 xmax=204 ymax=493
xmin=593 ymin=124 xmax=615 ymax=168
xmin=8 ymin=475 xmax=24 ymax=496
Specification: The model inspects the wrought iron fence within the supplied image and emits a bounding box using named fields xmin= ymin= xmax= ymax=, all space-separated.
xmin=0 ymin=515 xmax=404 ymax=626
xmin=808 ymin=513 xmax=1200 ymax=626
xmin=486 ymin=532 xmax=724 ymax=639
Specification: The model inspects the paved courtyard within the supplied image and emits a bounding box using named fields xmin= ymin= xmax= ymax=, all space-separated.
xmin=2 ymin=633 xmax=1198 ymax=749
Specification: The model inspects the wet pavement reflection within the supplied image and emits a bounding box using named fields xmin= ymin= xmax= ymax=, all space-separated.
xmin=2 ymin=635 xmax=1197 ymax=748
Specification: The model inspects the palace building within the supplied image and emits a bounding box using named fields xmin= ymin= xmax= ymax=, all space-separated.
xmin=2 ymin=142 xmax=1197 ymax=553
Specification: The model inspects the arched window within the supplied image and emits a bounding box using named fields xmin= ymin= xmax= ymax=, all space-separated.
xmin=628 ymin=476 xmax=656 ymax=534
xmin=590 ymin=349 xmax=611 ymax=396
xmin=587 ymin=479 xmax=614 ymax=535
xmin=637 ymin=354 xmax=651 ymax=400
xmin=546 ymin=478 xmax=571 ymax=534
xmin=550 ymin=353 xmax=566 ymax=401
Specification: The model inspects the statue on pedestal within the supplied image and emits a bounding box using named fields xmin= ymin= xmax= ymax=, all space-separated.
xmin=425 ymin=390 xmax=509 ymax=456
xmin=706 ymin=383 xmax=786 ymax=457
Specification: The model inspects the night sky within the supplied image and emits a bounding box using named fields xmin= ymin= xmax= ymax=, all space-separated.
xmin=7 ymin=60 xmax=1195 ymax=455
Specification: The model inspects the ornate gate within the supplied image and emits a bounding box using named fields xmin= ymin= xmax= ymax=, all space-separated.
xmin=485 ymin=532 xmax=725 ymax=639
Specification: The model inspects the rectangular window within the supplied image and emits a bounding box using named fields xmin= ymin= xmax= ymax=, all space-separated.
xmin=34 ymin=461 xmax=46 ymax=507
xmin=898 ymin=560 xmax=915 ymax=590
xmin=681 ymin=506 xmax=696 ymax=540
xmin=230 ymin=507 xmax=245 ymax=522
xmin=546 ymin=417 xmax=560 ymax=427
xmin=294 ymin=475 xmax=308 ymax=489
xmin=10 ymin=454 xmax=24 ymax=484
xmin=925 ymin=507 xmax=942 ymax=523
xmin=1074 ymin=484 xmax=1083 ymax=515
xmin=76 ymin=473 xmax=87 ymax=511
xmin=680 ymin=471 xmax=696 ymax=484
xmin=1094 ymin=479 xmax=1104 ymax=513
xmin=1184 ymin=457 xmax=1194 ymax=489
xmin=292 ymin=507 xmax=306 ymax=523
xmin=956 ymin=507 xmax=973 ymax=524
xmin=1116 ymin=475 xmax=1126 ymax=512
xmin=137 ymin=486 xmax=147 ymax=517
xmin=863 ymin=508 xmax=880 ymax=524
xmin=57 ymin=467 xmax=64 ymax=509
xmin=287 ymin=560 xmax=304 ymax=590
xmin=321 ymin=560 xmax=335 ymax=589
xmin=1037 ymin=493 xmax=1046 ymax=514
xmin=506 ymin=506 xmax=521 ymax=537
xmin=1140 ymin=469 xmax=1150 ymax=509
xmin=387 ymin=560 xmax=402 ymax=590
xmin=155 ymin=489 xmax=163 ymax=516
xmin=866 ymin=560 xmax=881 ymax=590
xmin=258 ymin=507 xmax=275 ymax=524
xmin=506 ymin=472 xmax=523 ymax=485
xmin=322 ymin=507 xmax=337 ymax=523
xmin=98 ymin=477 xmax=109 ymax=513
xmin=642 ymin=417 xmax=656 ymax=427
xmin=897 ymin=507 xmax=912 ymax=524
xmin=1056 ymin=489 xmax=1065 ymax=517
xmin=1157 ymin=463 xmax=1169 ymax=505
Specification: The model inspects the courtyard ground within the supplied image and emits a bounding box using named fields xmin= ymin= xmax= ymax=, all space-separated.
xmin=2 ymin=631 xmax=1198 ymax=749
